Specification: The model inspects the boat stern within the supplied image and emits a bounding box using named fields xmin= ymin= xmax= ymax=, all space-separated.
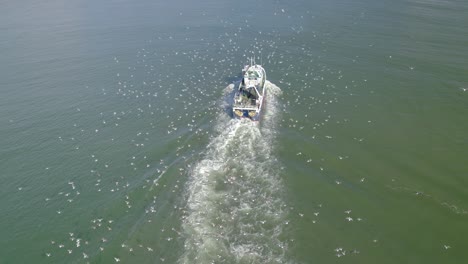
xmin=233 ymin=108 xmax=261 ymax=121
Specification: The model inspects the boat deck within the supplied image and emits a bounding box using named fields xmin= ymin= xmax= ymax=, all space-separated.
xmin=233 ymin=97 xmax=257 ymax=109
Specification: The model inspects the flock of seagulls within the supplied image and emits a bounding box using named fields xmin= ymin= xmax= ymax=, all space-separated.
xmin=22 ymin=6 xmax=461 ymax=262
xmin=38 ymin=22 xmax=309 ymax=262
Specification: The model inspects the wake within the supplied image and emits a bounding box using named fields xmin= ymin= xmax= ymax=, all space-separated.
xmin=179 ymin=81 xmax=290 ymax=264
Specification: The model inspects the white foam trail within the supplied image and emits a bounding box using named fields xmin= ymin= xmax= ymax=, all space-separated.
xmin=179 ymin=82 xmax=290 ymax=264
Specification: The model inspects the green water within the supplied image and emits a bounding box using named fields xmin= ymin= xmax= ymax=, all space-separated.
xmin=1 ymin=0 xmax=467 ymax=263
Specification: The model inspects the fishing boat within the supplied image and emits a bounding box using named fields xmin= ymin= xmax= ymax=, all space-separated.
xmin=232 ymin=58 xmax=266 ymax=121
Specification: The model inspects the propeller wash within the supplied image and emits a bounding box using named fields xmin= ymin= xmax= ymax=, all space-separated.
xmin=179 ymin=81 xmax=291 ymax=264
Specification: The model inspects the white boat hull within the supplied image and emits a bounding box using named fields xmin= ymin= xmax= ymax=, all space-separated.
xmin=232 ymin=61 xmax=266 ymax=121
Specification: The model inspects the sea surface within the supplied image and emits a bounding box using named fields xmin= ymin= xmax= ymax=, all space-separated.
xmin=1 ymin=0 xmax=468 ymax=263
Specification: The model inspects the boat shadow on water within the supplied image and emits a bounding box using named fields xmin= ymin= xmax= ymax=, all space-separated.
xmin=223 ymin=74 xmax=242 ymax=84
xmin=222 ymin=81 xmax=240 ymax=119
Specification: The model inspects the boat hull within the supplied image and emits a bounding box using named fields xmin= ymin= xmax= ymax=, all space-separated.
xmin=232 ymin=63 xmax=266 ymax=121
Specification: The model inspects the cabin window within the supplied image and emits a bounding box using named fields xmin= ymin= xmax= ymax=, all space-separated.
xmin=247 ymin=71 xmax=259 ymax=78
